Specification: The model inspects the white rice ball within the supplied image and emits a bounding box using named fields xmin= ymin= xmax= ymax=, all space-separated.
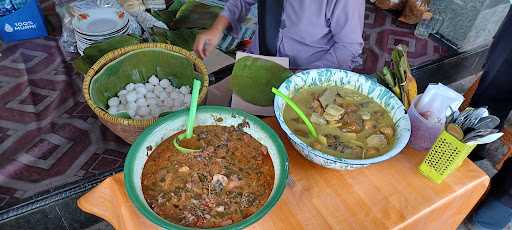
xmin=108 ymin=97 xmax=120 ymax=107
xmin=179 ymin=86 xmax=191 ymax=94
xmin=119 ymin=95 xmax=127 ymax=104
xmin=175 ymin=93 xmax=185 ymax=102
xmin=149 ymin=104 xmax=160 ymax=115
xmin=149 ymin=103 xmax=158 ymax=110
xmin=183 ymin=94 xmax=191 ymax=105
xmin=145 ymin=92 xmax=156 ymax=99
xmin=162 ymin=98 xmax=173 ymax=107
xmin=166 ymin=86 xmax=176 ymax=94
xmin=173 ymin=99 xmax=183 ymax=109
xmin=107 ymin=106 xmax=118 ymax=115
xmin=160 ymin=79 xmax=171 ymax=88
xmin=136 ymin=98 xmax=147 ymax=106
xmin=160 ymin=99 xmax=168 ymax=106
xmin=171 ymin=93 xmax=178 ymax=99
xmin=118 ymin=90 xmax=128 ymax=96
xmin=136 ymin=106 xmax=150 ymax=117
xmin=146 ymin=98 xmax=158 ymax=105
xmin=126 ymin=83 xmax=135 ymax=91
xmin=149 ymin=75 xmax=160 ymax=85
xmin=169 ymin=91 xmax=179 ymax=99
xmin=157 ymin=91 xmax=167 ymax=100
xmin=167 ymin=105 xmax=176 ymax=111
xmin=135 ymin=86 xmax=147 ymax=94
xmin=165 ymin=104 xmax=173 ymax=111
xmin=117 ymin=104 xmax=127 ymax=113
xmin=154 ymin=85 xmax=164 ymax=94
xmin=128 ymin=109 xmax=136 ymax=118
xmin=126 ymin=91 xmax=137 ymax=102
xmin=127 ymin=101 xmax=137 ymax=110
xmin=145 ymin=83 xmax=155 ymax=91
xmin=135 ymin=91 xmax=145 ymax=99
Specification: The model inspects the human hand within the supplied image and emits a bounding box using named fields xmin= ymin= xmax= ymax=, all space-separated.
xmin=193 ymin=29 xmax=223 ymax=59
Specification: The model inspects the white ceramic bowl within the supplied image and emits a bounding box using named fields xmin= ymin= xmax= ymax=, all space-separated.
xmin=124 ymin=106 xmax=289 ymax=229
xmin=274 ymin=69 xmax=411 ymax=170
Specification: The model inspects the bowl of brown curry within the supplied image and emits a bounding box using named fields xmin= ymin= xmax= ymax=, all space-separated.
xmin=124 ymin=106 xmax=289 ymax=229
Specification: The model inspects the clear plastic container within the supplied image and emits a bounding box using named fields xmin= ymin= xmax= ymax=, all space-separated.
xmin=408 ymin=95 xmax=446 ymax=151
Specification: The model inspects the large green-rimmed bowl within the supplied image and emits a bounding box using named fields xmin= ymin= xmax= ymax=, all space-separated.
xmin=124 ymin=106 xmax=289 ymax=229
xmin=274 ymin=69 xmax=411 ymax=170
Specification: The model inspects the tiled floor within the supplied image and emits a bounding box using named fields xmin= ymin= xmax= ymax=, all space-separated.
xmin=0 ymin=195 xmax=110 ymax=230
xmin=84 ymin=222 xmax=113 ymax=230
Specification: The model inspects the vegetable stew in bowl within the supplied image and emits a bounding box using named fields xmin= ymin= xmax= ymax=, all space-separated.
xmin=124 ymin=106 xmax=288 ymax=229
xmin=284 ymin=86 xmax=395 ymax=159
xmin=274 ymin=69 xmax=411 ymax=170
xmin=142 ymin=125 xmax=274 ymax=228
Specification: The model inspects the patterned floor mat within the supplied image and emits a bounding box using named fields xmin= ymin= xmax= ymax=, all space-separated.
xmin=0 ymin=38 xmax=130 ymax=208
xmin=354 ymin=3 xmax=449 ymax=74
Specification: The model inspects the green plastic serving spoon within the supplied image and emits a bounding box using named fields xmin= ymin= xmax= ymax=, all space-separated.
xmin=173 ymin=79 xmax=202 ymax=153
xmin=272 ymin=87 xmax=318 ymax=139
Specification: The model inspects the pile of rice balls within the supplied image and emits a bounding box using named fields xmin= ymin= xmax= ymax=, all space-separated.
xmin=106 ymin=76 xmax=192 ymax=119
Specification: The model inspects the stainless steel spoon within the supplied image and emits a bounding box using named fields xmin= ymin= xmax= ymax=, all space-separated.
xmin=455 ymin=108 xmax=473 ymax=127
xmin=463 ymin=129 xmax=499 ymax=143
xmin=474 ymin=115 xmax=500 ymax=130
xmin=464 ymin=108 xmax=488 ymax=130
xmin=446 ymin=110 xmax=460 ymax=125
xmin=466 ymin=132 xmax=504 ymax=145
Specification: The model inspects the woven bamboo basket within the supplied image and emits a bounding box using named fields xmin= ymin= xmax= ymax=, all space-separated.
xmin=82 ymin=43 xmax=209 ymax=143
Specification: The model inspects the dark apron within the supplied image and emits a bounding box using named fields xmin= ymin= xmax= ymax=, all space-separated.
xmin=257 ymin=0 xmax=284 ymax=56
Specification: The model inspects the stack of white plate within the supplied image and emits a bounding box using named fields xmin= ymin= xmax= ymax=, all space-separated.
xmin=72 ymin=7 xmax=130 ymax=55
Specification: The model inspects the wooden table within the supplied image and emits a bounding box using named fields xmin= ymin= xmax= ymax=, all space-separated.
xmin=78 ymin=118 xmax=490 ymax=230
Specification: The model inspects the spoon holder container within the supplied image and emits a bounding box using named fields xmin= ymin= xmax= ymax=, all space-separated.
xmin=419 ymin=130 xmax=477 ymax=183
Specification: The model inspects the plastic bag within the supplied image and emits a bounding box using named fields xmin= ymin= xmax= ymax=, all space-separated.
xmin=55 ymin=0 xmax=77 ymax=52
xmin=55 ymin=0 xmax=142 ymax=53
xmin=416 ymin=83 xmax=464 ymax=123
xmin=117 ymin=0 xmax=167 ymax=31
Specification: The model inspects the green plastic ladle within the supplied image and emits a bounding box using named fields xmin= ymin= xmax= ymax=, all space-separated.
xmin=272 ymin=87 xmax=318 ymax=139
xmin=173 ymin=79 xmax=202 ymax=153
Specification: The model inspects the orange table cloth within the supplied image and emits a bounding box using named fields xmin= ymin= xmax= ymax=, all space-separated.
xmin=78 ymin=118 xmax=490 ymax=230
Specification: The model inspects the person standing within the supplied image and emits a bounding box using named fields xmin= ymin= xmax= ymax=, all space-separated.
xmin=193 ymin=0 xmax=365 ymax=70
xmin=469 ymin=8 xmax=512 ymax=230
